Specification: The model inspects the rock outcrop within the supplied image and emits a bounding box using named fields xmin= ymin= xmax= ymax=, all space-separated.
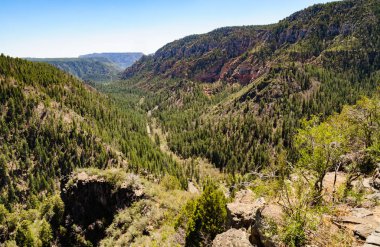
xmin=354 ymin=224 xmax=374 ymax=240
xmin=227 ymin=190 xmax=265 ymax=229
xmin=213 ymin=229 xmax=255 ymax=247
xmin=363 ymin=226 xmax=380 ymax=247
xmin=61 ymin=169 xmax=144 ymax=245
xmin=220 ymin=190 xmax=283 ymax=247
xmin=335 ymin=207 xmax=380 ymax=241
xmin=227 ymin=202 xmax=260 ymax=229
xmin=250 ymin=204 xmax=283 ymax=247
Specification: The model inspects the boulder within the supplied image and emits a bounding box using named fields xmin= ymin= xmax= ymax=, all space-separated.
xmin=363 ymin=178 xmax=372 ymax=189
xmin=351 ymin=208 xmax=373 ymax=218
xmin=366 ymin=193 xmax=380 ymax=200
xmin=212 ymin=229 xmax=255 ymax=247
xmin=250 ymin=204 xmax=283 ymax=247
xmin=227 ymin=196 xmax=265 ymax=229
xmin=234 ymin=189 xmax=255 ymax=203
xmin=370 ymin=164 xmax=380 ymax=190
xmin=353 ymin=224 xmax=374 ymax=239
xmin=187 ymin=181 xmax=199 ymax=194
xmin=372 ymin=178 xmax=380 ymax=190
xmin=366 ymin=235 xmax=380 ymax=246
xmin=227 ymin=202 xmax=260 ymax=229
xmin=362 ymin=200 xmax=377 ymax=208
xmin=336 ymin=216 xmax=375 ymax=225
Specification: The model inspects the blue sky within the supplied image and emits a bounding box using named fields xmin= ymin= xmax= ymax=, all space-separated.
xmin=0 ymin=0 xmax=333 ymax=58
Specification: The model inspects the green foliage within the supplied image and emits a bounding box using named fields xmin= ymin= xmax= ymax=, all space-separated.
xmin=0 ymin=55 xmax=192 ymax=244
xmin=278 ymin=176 xmax=319 ymax=247
xmin=296 ymin=95 xmax=380 ymax=202
xmin=15 ymin=220 xmax=34 ymax=247
xmin=0 ymin=55 xmax=189 ymax=206
xmin=124 ymin=0 xmax=380 ymax=83
xmin=28 ymin=57 xmax=123 ymax=83
xmin=1 ymin=0 xmax=380 ymax=245
xmin=279 ymin=93 xmax=380 ymax=243
xmin=176 ymin=180 xmax=227 ymax=246
xmin=150 ymin=63 xmax=378 ymax=177
xmin=118 ymin=0 xmax=380 ymax=178
xmin=39 ymin=219 xmax=53 ymax=247
xmin=40 ymin=195 xmax=65 ymax=229
xmin=0 ymin=195 xmax=64 ymax=246
xmin=160 ymin=174 xmax=182 ymax=191
xmin=282 ymin=218 xmax=306 ymax=247
xmin=295 ymin=115 xmax=348 ymax=202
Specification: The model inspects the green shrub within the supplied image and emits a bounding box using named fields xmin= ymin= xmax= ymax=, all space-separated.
xmin=40 ymin=219 xmax=53 ymax=247
xmin=177 ymin=180 xmax=227 ymax=247
xmin=15 ymin=220 xmax=34 ymax=247
xmin=282 ymin=212 xmax=307 ymax=247
xmin=160 ymin=175 xmax=182 ymax=191
xmin=40 ymin=195 xmax=65 ymax=229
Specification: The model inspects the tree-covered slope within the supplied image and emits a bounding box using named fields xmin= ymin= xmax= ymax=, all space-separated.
xmin=118 ymin=0 xmax=380 ymax=175
xmin=0 ymin=54 xmax=192 ymax=245
xmin=105 ymin=2 xmax=380 ymax=245
xmin=27 ymin=53 xmax=143 ymax=83
xmin=27 ymin=57 xmax=122 ymax=83
xmin=124 ymin=0 xmax=380 ymax=84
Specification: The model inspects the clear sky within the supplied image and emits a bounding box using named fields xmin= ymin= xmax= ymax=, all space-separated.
xmin=0 ymin=0 xmax=333 ymax=58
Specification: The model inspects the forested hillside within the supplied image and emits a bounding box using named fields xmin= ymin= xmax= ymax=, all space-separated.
xmin=2 ymin=0 xmax=380 ymax=246
xmin=28 ymin=52 xmax=143 ymax=83
xmin=27 ymin=57 xmax=122 ymax=83
xmin=0 ymin=55 xmax=193 ymax=246
xmin=124 ymin=0 xmax=380 ymax=83
xmin=121 ymin=0 xmax=380 ymax=174
xmin=108 ymin=1 xmax=380 ymax=244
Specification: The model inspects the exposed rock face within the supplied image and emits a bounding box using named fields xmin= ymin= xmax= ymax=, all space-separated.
xmin=124 ymin=27 xmax=267 ymax=84
xmin=213 ymin=229 xmax=255 ymax=247
xmin=61 ymin=170 xmax=144 ymax=244
xmin=188 ymin=181 xmax=199 ymax=194
xmin=234 ymin=189 xmax=256 ymax=204
xmin=367 ymin=193 xmax=380 ymax=200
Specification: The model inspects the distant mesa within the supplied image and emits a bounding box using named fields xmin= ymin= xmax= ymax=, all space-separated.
xmin=27 ymin=52 xmax=144 ymax=83
xmin=79 ymin=52 xmax=144 ymax=70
